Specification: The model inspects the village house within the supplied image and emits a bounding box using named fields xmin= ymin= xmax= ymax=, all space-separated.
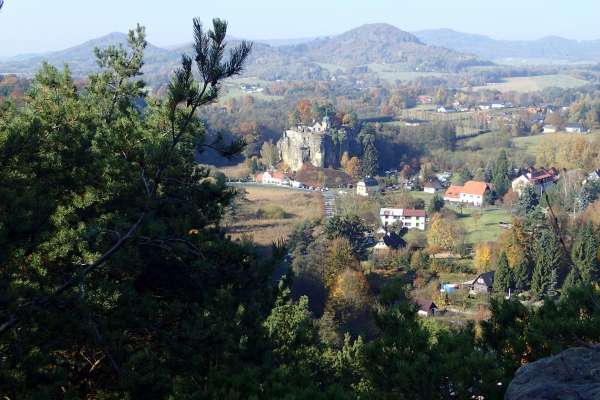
xmin=470 ymin=271 xmax=495 ymax=295
xmin=564 ymin=123 xmax=589 ymax=134
xmin=255 ymin=171 xmax=290 ymax=185
xmin=543 ymin=124 xmax=558 ymax=133
xmin=357 ymin=177 xmax=380 ymax=197
xmin=437 ymin=106 xmax=457 ymax=113
xmin=443 ymin=181 xmax=490 ymax=207
xmin=423 ymin=178 xmax=442 ymax=194
xmin=511 ymin=167 xmax=560 ymax=196
xmin=380 ymin=208 xmax=427 ymax=231
xmin=415 ymin=299 xmax=438 ymax=318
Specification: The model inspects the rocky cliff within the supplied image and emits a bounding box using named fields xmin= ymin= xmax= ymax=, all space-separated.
xmin=505 ymin=345 xmax=600 ymax=400
xmin=277 ymin=118 xmax=348 ymax=171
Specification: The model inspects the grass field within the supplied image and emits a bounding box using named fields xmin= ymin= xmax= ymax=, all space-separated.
xmin=512 ymin=132 xmax=600 ymax=156
xmin=449 ymin=205 xmax=512 ymax=244
xmin=227 ymin=185 xmax=323 ymax=248
xmin=473 ymin=74 xmax=589 ymax=93
xmin=221 ymin=77 xmax=283 ymax=102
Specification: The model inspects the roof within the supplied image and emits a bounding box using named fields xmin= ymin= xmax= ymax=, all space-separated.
xmin=403 ymin=209 xmax=426 ymax=218
xmin=269 ymin=171 xmax=289 ymax=180
xmin=415 ymin=298 xmax=438 ymax=311
xmin=473 ymin=271 xmax=495 ymax=287
xmin=444 ymin=185 xmax=463 ymax=199
xmin=462 ymin=181 xmax=489 ymax=197
xmin=380 ymin=208 xmax=426 ymax=218
xmin=360 ymin=177 xmax=379 ymax=187
xmin=424 ymin=179 xmax=442 ymax=189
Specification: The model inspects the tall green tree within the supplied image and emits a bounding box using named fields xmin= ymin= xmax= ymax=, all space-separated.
xmin=494 ymin=251 xmax=512 ymax=293
xmin=530 ymin=230 xmax=564 ymax=299
xmin=361 ymin=142 xmax=379 ymax=177
xmin=0 ymin=19 xmax=268 ymax=398
xmin=517 ymin=184 xmax=540 ymax=215
xmin=491 ymin=150 xmax=511 ymax=197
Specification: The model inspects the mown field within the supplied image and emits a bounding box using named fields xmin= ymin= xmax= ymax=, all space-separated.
xmin=473 ymin=74 xmax=589 ymax=93
xmin=227 ymin=185 xmax=323 ymax=248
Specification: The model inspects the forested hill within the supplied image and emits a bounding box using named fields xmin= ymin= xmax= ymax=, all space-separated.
xmin=415 ymin=28 xmax=600 ymax=63
xmin=279 ymin=23 xmax=490 ymax=70
xmin=0 ymin=23 xmax=490 ymax=82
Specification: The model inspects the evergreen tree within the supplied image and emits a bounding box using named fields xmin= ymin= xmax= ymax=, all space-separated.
xmin=494 ymin=251 xmax=512 ymax=293
xmin=361 ymin=142 xmax=379 ymax=177
xmin=427 ymin=194 xmax=445 ymax=214
xmin=517 ymin=184 xmax=540 ymax=215
xmin=571 ymin=222 xmax=599 ymax=283
xmin=530 ymin=230 xmax=564 ymax=299
xmin=491 ymin=150 xmax=511 ymax=197
xmin=513 ymin=257 xmax=531 ymax=291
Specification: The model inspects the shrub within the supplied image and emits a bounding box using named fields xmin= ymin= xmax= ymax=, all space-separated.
xmin=255 ymin=205 xmax=290 ymax=219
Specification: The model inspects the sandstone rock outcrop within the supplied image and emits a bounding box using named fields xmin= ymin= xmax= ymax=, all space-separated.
xmin=277 ymin=117 xmax=347 ymax=171
xmin=505 ymin=346 xmax=600 ymax=400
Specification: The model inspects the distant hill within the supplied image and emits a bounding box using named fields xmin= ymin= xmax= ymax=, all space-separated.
xmin=0 ymin=33 xmax=177 ymax=77
xmin=280 ymin=24 xmax=490 ymax=70
xmin=0 ymin=23 xmax=491 ymax=84
xmin=415 ymin=29 xmax=600 ymax=64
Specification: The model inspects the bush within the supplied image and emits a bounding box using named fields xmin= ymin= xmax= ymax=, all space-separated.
xmin=255 ymin=205 xmax=290 ymax=219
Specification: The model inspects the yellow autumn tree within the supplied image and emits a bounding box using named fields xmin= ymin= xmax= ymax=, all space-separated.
xmin=427 ymin=214 xmax=464 ymax=253
xmin=473 ymin=242 xmax=493 ymax=273
xmin=324 ymin=237 xmax=359 ymax=288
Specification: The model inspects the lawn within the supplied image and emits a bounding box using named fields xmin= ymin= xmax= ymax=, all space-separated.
xmin=226 ymin=185 xmax=323 ymax=249
xmin=449 ymin=205 xmax=513 ymax=244
xmin=473 ymin=74 xmax=589 ymax=93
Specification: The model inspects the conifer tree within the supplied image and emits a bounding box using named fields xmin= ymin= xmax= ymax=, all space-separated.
xmin=513 ymin=257 xmax=531 ymax=291
xmin=361 ymin=142 xmax=379 ymax=177
xmin=531 ymin=230 xmax=563 ymax=299
xmin=517 ymin=184 xmax=540 ymax=215
xmin=494 ymin=251 xmax=512 ymax=293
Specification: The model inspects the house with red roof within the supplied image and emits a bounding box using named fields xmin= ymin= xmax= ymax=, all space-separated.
xmin=443 ymin=181 xmax=490 ymax=207
xmin=511 ymin=167 xmax=559 ymax=196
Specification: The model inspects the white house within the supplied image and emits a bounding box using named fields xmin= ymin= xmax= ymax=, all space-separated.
xmin=511 ymin=168 xmax=560 ymax=196
xmin=437 ymin=106 xmax=456 ymax=113
xmin=380 ymin=208 xmax=427 ymax=231
xmin=256 ymin=171 xmax=290 ymax=185
xmin=491 ymin=103 xmax=506 ymax=109
xmin=543 ymin=124 xmax=558 ymax=133
xmin=444 ymin=181 xmax=490 ymax=207
xmin=565 ymin=123 xmax=589 ymax=134
xmin=357 ymin=177 xmax=380 ymax=197
xmin=423 ymin=179 xmax=442 ymax=194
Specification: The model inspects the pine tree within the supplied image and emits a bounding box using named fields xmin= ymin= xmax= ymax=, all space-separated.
xmin=530 ymin=230 xmax=563 ymax=299
xmin=513 ymin=257 xmax=531 ymax=291
xmin=362 ymin=142 xmax=379 ymax=177
xmin=571 ymin=222 xmax=599 ymax=283
xmin=517 ymin=184 xmax=540 ymax=215
xmin=491 ymin=150 xmax=511 ymax=197
xmin=494 ymin=251 xmax=512 ymax=293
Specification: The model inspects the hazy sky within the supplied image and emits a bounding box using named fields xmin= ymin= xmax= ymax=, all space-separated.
xmin=1 ymin=0 xmax=599 ymax=57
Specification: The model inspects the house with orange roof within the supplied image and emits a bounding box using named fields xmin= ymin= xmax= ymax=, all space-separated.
xmin=255 ymin=171 xmax=291 ymax=185
xmin=443 ymin=180 xmax=490 ymax=207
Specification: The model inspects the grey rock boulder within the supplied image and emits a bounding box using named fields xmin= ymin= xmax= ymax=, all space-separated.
xmin=505 ymin=346 xmax=600 ymax=400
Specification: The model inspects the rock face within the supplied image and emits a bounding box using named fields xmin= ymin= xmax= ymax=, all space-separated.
xmin=505 ymin=346 xmax=600 ymax=400
xmin=277 ymin=117 xmax=347 ymax=171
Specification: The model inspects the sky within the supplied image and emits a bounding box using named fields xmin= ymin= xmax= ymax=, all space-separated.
xmin=1 ymin=0 xmax=599 ymax=57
